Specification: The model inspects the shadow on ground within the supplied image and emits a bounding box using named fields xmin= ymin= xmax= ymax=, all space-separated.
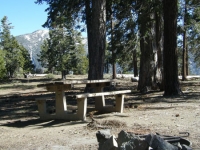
xmin=0 ymin=118 xmax=87 ymax=128
xmin=0 ymin=79 xmax=200 ymax=128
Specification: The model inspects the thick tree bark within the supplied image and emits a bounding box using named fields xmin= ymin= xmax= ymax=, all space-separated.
xmin=138 ymin=10 xmax=158 ymax=92
xmin=85 ymin=0 xmax=93 ymax=78
xmin=138 ymin=33 xmax=155 ymax=91
xmin=163 ymin=0 xmax=182 ymax=96
xmin=87 ymin=0 xmax=106 ymax=80
xmin=155 ymin=10 xmax=164 ymax=91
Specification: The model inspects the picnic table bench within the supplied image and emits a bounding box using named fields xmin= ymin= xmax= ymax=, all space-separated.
xmin=36 ymin=79 xmax=132 ymax=121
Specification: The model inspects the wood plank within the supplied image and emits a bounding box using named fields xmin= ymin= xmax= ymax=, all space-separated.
xmin=64 ymin=79 xmax=116 ymax=84
xmin=75 ymin=90 xmax=132 ymax=98
xmin=37 ymin=79 xmax=116 ymax=87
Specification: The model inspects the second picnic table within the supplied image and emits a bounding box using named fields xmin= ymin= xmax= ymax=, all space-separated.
xmin=36 ymin=79 xmax=131 ymax=121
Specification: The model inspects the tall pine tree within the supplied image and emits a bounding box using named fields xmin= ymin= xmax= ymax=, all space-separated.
xmin=0 ymin=16 xmax=33 ymax=78
xmin=39 ymin=27 xmax=88 ymax=79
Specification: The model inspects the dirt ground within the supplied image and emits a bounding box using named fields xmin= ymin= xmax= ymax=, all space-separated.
xmin=0 ymin=76 xmax=200 ymax=150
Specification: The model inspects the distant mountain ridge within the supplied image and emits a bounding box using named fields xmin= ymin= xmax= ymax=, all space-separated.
xmin=15 ymin=30 xmax=49 ymax=70
xmin=15 ymin=29 xmax=88 ymax=72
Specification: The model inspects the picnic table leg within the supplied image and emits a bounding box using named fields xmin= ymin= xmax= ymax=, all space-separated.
xmin=77 ymin=98 xmax=87 ymax=121
xmin=55 ymin=90 xmax=67 ymax=116
xmin=36 ymin=99 xmax=47 ymax=119
xmin=115 ymin=94 xmax=124 ymax=113
xmin=94 ymin=86 xmax=105 ymax=110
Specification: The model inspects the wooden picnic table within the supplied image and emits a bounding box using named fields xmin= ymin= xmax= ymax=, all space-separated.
xmin=36 ymin=79 xmax=117 ymax=120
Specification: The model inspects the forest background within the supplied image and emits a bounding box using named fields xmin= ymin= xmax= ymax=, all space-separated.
xmin=0 ymin=0 xmax=200 ymax=96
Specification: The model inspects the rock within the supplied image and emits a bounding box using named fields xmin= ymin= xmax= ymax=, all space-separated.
xmin=117 ymin=130 xmax=148 ymax=150
xmin=96 ymin=130 xmax=192 ymax=150
xmin=96 ymin=129 xmax=112 ymax=143
xmin=175 ymin=114 xmax=180 ymax=117
xmin=101 ymin=135 xmax=118 ymax=150
xmin=131 ymin=77 xmax=139 ymax=82
xmin=120 ymin=140 xmax=149 ymax=150
xmin=145 ymin=134 xmax=178 ymax=150
xmin=117 ymin=130 xmax=138 ymax=146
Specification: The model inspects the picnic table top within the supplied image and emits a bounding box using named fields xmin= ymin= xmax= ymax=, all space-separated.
xmin=37 ymin=79 xmax=116 ymax=87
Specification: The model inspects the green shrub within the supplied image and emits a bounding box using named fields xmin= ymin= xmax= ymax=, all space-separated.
xmin=45 ymin=73 xmax=55 ymax=79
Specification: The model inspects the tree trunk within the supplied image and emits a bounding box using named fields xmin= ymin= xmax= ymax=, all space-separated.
xmin=182 ymin=3 xmax=187 ymax=81
xmin=133 ymin=50 xmax=138 ymax=77
xmin=138 ymin=30 xmax=155 ymax=92
xmin=85 ymin=0 xmax=92 ymax=78
xmin=112 ymin=62 xmax=116 ymax=79
xmin=182 ymin=29 xmax=187 ymax=81
xmin=107 ymin=61 xmax=109 ymax=73
xmin=111 ymin=14 xmax=116 ymax=79
xmin=186 ymin=45 xmax=189 ymax=75
xmin=138 ymin=10 xmax=158 ymax=92
xmin=104 ymin=60 xmax=109 ymax=73
xmin=61 ymin=70 xmax=66 ymax=80
xmin=87 ymin=0 xmax=106 ymax=80
xmin=155 ymin=9 xmax=164 ymax=91
xmin=163 ymin=0 xmax=182 ymax=96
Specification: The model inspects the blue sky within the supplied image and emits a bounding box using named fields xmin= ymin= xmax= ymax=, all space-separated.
xmin=0 ymin=0 xmax=48 ymax=36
